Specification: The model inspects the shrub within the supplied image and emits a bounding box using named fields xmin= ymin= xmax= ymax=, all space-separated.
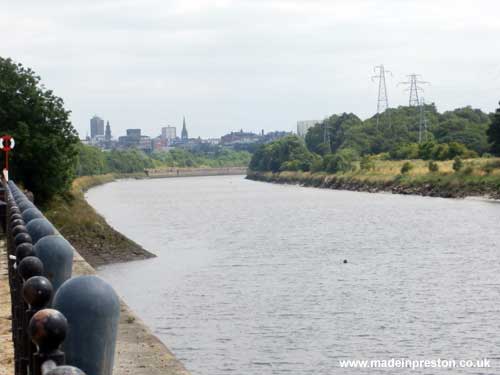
xmin=452 ymin=157 xmax=463 ymax=172
xmin=310 ymin=158 xmax=324 ymax=173
xmin=325 ymin=148 xmax=359 ymax=173
xmin=428 ymin=161 xmax=439 ymax=173
xmin=463 ymin=166 xmax=474 ymax=175
xmin=400 ymin=162 xmax=414 ymax=174
xmin=360 ymin=156 xmax=375 ymax=171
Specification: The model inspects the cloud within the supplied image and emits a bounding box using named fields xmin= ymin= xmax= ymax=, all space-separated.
xmin=1 ymin=0 xmax=499 ymax=138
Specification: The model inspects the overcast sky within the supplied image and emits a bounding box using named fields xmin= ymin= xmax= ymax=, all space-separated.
xmin=1 ymin=0 xmax=500 ymax=139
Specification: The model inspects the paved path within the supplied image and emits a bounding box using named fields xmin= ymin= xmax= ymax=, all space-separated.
xmin=0 ymin=239 xmax=13 ymax=375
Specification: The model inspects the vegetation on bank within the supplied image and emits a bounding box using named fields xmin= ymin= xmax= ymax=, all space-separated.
xmin=43 ymin=174 xmax=154 ymax=267
xmin=76 ymin=144 xmax=251 ymax=177
xmin=249 ymin=103 xmax=500 ymax=183
xmin=249 ymin=104 xmax=500 ymax=198
xmin=248 ymin=157 xmax=500 ymax=199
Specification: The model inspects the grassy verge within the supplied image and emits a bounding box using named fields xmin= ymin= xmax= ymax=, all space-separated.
xmin=43 ymin=173 xmax=155 ymax=267
xmin=247 ymin=158 xmax=500 ymax=199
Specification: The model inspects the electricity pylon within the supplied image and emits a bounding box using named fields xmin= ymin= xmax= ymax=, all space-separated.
xmin=399 ymin=73 xmax=428 ymax=106
xmin=372 ymin=65 xmax=392 ymax=128
xmin=399 ymin=74 xmax=430 ymax=142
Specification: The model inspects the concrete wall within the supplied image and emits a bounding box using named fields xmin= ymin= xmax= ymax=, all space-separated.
xmin=72 ymin=251 xmax=191 ymax=375
xmin=145 ymin=167 xmax=247 ymax=178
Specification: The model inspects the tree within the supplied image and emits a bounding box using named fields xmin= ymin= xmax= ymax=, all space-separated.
xmin=487 ymin=102 xmax=500 ymax=155
xmin=0 ymin=57 xmax=79 ymax=202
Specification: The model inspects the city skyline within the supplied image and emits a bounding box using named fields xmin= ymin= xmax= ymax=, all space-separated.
xmin=2 ymin=1 xmax=500 ymax=139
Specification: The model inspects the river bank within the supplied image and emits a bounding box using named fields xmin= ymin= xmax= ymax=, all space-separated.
xmin=43 ymin=173 xmax=155 ymax=267
xmin=247 ymin=167 xmax=500 ymax=199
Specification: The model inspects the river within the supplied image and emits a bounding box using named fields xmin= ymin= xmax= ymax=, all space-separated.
xmin=86 ymin=175 xmax=500 ymax=374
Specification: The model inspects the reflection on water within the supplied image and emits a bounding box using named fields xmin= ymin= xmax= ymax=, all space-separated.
xmin=86 ymin=175 xmax=500 ymax=374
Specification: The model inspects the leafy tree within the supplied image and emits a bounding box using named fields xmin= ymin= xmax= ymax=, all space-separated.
xmin=76 ymin=144 xmax=106 ymax=176
xmin=249 ymin=136 xmax=316 ymax=172
xmin=0 ymin=57 xmax=79 ymax=202
xmin=487 ymin=102 xmax=500 ymax=155
xmin=324 ymin=148 xmax=359 ymax=173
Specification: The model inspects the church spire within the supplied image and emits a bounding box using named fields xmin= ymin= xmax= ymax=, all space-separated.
xmin=181 ymin=116 xmax=188 ymax=140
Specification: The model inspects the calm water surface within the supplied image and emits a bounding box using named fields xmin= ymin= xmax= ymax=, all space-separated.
xmin=86 ymin=176 xmax=500 ymax=374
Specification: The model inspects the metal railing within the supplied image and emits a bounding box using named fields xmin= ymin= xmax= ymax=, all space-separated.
xmin=2 ymin=180 xmax=121 ymax=375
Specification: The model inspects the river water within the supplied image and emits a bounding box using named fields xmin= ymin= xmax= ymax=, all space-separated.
xmin=86 ymin=175 xmax=500 ymax=374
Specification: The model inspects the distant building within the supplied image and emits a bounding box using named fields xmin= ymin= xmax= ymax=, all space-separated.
xmin=262 ymin=131 xmax=293 ymax=143
xmin=117 ymin=128 xmax=151 ymax=152
xmin=90 ymin=115 xmax=105 ymax=139
xmin=297 ymin=120 xmax=319 ymax=137
xmin=220 ymin=129 xmax=261 ymax=145
xmin=161 ymin=126 xmax=176 ymax=141
xmin=105 ymin=121 xmax=112 ymax=141
xmin=181 ymin=117 xmax=188 ymax=141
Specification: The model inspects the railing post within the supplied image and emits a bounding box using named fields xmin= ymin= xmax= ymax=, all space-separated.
xmin=29 ymin=308 xmax=68 ymax=375
xmin=22 ymin=275 xmax=53 ymax=374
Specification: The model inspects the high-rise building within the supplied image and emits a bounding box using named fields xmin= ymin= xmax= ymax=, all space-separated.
xmin=297 ymin=120 xmax=319 ymax=137
xmin=90 ymin=115 xmax=105 ymax=139
xmin=161 ymin=126 xmax=176 ymax=140
xmin=105 ymin=121 xmax=112 ymax=141
xmin=181 ymin=117 xmax=188 ymax=140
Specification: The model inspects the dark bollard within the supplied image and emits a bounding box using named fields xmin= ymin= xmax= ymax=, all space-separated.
xmin=22 ymin=208 xmax=44 ymax=224
xmin=34 ymin=236 xmax=74 ymax=293
xmin=26 ymin=218 xmax=58 ymax=244
xmin=23 ymin=276 xmax=53 ymax=311
xmin=22 ymin=276 xmax=54 ymax=375
xmin=16 ymin=243 xmax=35 ymax=264
xmin=53 ymin=276 xmax=120 ymax=375
xmin=10 ymin=212 xmax=23 ymax=223
xmin=29 ymin=309 xmax=68 ymax=375
xmin=12 ymin=225 xmax=29 ymax=239
xmin=19 ymin=257 xmax=45 ymax=281
xmin=15 ymin=232 xmax=33 ymax=247
xmin=45 ymin=366 xmax=87 ymax=375
xmin=10 ymin=218 xmax=25 ymax=231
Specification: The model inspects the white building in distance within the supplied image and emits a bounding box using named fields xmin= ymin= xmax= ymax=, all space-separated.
xmin=161 ymin=126 xmax=177 ymax=140
xmin=297 ymin=120 xmax=320 ymax=137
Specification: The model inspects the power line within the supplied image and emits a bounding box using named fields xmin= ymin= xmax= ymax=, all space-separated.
xmin=372 ymin=65 xmax=392 ymax=128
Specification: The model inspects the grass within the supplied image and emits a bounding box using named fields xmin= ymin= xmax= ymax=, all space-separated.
xmin=43 ymin=173 xmax=154 ymax=267
xmin=248 ymin=157 xmax=500 ymax=199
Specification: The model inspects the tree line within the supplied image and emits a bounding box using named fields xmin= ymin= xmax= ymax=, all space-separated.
xmin=250 ymin=104 xmax=500 ymax=174
xmin=76 ymin=144 xmax=251 ymax=176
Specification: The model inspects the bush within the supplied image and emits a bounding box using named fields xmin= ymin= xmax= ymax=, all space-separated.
xmin=324 ymin=148 xmax=359 ymax=173
xmin=400 ymin=162 xmax=414 ymax=174
xmin=463 ymin=166 xmax=474 ymax=175
xmin=360 ymin=156 xmax=375 ymax=171
xmin=481 ymin=160 xmax=500 ymax=175
xmin=310 ymin=158 xmax=324 ymax=173
xmin=452 ymin=157 xmax=463 ymax=172
xmin=428 ymin=161 xmax=439 ymax=173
